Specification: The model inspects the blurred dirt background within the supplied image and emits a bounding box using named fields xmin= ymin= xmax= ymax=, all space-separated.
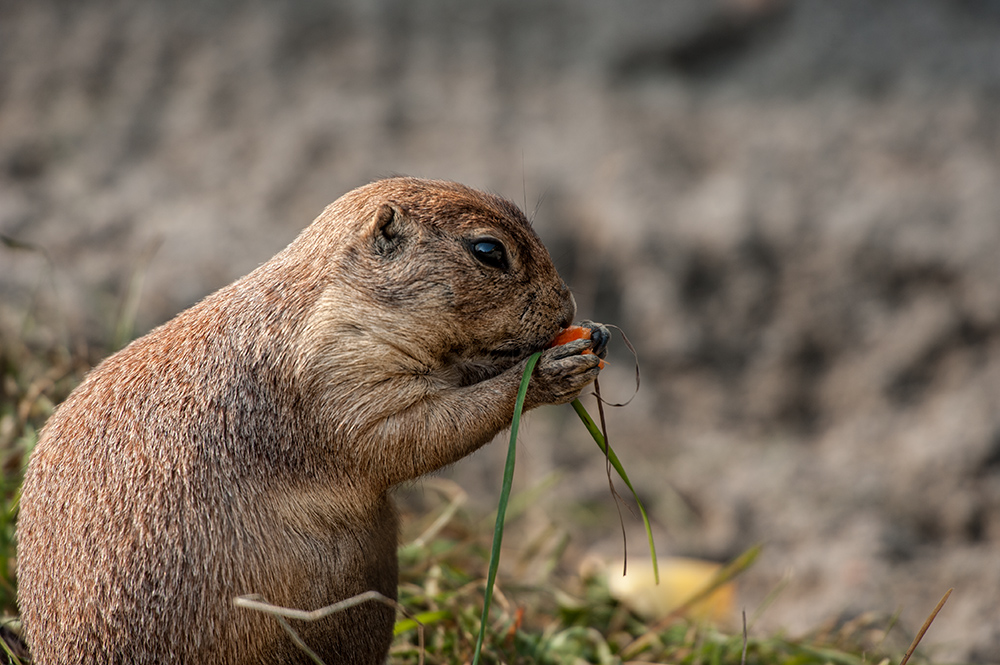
xmin=2 ymin=0 xmax=1000 ymax=661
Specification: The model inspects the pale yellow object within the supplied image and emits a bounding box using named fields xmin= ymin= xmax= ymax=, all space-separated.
xmin=604 ymin=557 xmax=735 ymax=624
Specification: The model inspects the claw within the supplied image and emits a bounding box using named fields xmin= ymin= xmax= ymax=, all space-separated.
xmin=580 ymin=320 xmax=610 ymax=359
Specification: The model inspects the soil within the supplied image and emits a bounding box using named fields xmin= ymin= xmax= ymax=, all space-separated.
xmin=2 ymin=0 xmax=999 ymax=661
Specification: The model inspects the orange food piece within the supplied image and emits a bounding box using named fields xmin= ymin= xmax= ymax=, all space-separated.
xmin=551 ymin=325 xmax=592 ymax=346
xmin=550 ymin=325 xmax=606 ymax=369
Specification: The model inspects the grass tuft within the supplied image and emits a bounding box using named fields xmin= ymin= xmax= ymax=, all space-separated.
xmin=393 ymin=484 xmax=926 ymax=665
xmin=391 ymin=344 xmax=934 ymax=665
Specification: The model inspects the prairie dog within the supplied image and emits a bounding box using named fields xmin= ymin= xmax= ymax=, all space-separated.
xmin=17 ymin=177 xmax=607 ymax=664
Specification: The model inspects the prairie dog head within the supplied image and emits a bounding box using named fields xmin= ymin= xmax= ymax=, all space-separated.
xmin=291 ymin=177 xmax=576 ymax=385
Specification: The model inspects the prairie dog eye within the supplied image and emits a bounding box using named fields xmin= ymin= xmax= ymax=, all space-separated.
xmin=469 ymin=237 xmax=508 ymax=269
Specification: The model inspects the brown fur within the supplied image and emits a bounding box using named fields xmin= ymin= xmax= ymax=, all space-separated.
xmin=17 ymin=177 xmax=604 ymax=664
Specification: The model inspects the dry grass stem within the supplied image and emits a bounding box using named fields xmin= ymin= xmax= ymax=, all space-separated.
xmin=409 ymin=479 xmax=468 ymax=549
xmin=234 ymin=591 xmax=424 ymax=665
xmin=741 ymin=609 xmax=748 ymax=665
xmin=898 ymin=588 xmax=952 ymax=665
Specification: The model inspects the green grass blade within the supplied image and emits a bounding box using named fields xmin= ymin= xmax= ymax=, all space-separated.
xmin=471 ymin=351 xmax=541 ymax=665
xmin=571 ymin=398 xmax=659 ymax=584
xmin=393 ymin=610 xmax=451 ymax=636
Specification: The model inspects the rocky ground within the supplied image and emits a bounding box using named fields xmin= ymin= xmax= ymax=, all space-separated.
xmin=3 ymin=0 xmax=1000 ymax=661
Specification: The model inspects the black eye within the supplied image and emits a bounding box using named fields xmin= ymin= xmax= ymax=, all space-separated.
xmin=469 ymin=238 xmax=508 ymax=269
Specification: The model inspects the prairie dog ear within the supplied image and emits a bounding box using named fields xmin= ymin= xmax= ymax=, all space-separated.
xmin=369 ymin=203 xmax=408 ymax=257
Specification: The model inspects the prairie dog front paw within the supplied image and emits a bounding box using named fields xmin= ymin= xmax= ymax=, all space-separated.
xmin=524 ymin=322 xmax=609 ymax=408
